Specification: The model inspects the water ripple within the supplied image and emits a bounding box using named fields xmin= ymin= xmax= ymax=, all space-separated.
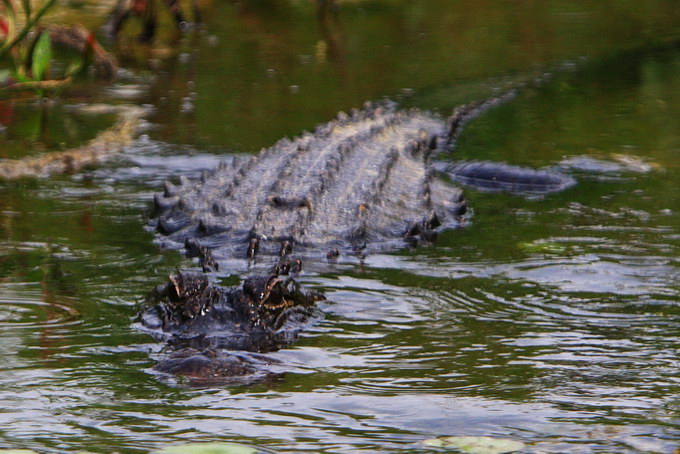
xmin=0 ymin=289 xmax=80 ymax=329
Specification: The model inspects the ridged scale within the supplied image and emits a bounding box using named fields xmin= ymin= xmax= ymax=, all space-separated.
xmin=150 ymin=102 xmax=467 ymax=259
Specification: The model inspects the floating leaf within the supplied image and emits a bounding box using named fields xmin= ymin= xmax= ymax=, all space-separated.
xmin=155 ymin=442 xmax=258 ymax=454
xmin=422 ymin=436 xmax=525 ymax=454
xmin=518 ymin=240 xmax=566 ymax=254
xmin=31 ymin=30 xmax=52 ymax=82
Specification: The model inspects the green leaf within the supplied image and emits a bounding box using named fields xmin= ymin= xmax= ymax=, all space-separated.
xmin=422 ymin=436 xmax=525 ymax=454
xmin=31 ymin=31 xmax=51 ymax=82
xmin=155 ymin=442 xmax=258 ymax=454
xmin=0 ymin=69 xmax=10 ymax=83
xmin=65 ymin=59 xmax=84 ymax=77
xmin=0 ymin=0 xmax=55 ymax=58
xmin=13 ymin=71 xmax=31 ymax=83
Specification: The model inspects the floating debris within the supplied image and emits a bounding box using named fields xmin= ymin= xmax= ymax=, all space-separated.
xmin=0 ymin=105 xmax=146 ymax=180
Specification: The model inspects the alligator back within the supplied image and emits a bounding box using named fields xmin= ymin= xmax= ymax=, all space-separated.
xmin=151 ymin=102 xmax=467 ymax=259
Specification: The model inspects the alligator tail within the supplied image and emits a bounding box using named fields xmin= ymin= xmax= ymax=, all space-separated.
xmin=442 ymin=75 xmax=575 ymax=195
xmin=442 ymin=160 xmax=576 ymax=194
xmin=444 ymin=88 xmax=519 ymax=150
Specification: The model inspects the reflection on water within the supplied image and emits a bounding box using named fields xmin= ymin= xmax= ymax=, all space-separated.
xmin=1 ymin=0 xmax=680 ymax=453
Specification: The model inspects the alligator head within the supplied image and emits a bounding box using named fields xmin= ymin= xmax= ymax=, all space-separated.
xmin=139 ymin=272 xmax=324 ymax=380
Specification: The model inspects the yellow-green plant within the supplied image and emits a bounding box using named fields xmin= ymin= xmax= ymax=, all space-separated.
xmin=1 ymin=0 xmax=57 ymax=66
xmin=0 ymin=0 xmax=102 ymax=95
xmin=1 ymin=0 xmax=57 ymax=94
xmin=1 ymin=0 xmax=57 ymax=56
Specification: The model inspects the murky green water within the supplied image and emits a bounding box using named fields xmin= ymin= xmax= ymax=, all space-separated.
xmin=1 ymin=1 xmax=679 ymax=452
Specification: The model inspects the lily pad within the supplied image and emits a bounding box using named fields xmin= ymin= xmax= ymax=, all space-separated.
xmin=422 ymin=436 xmax=525 ymax=454
xmin=518 ymin=240 xmax=566 ymax=254
xmin=155 ymin=442 xmax=258 ymax=454
xmin=0 ymin=451 xmax=39 ymax=454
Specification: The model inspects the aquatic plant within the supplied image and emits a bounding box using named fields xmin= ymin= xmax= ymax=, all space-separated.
xmin=1 ymin=0 xmax=59 ymax=93
xmin=0 ymin=0 xmax=115 ymax=95
xmin=0 ymin=0 xmax=57 ymax=58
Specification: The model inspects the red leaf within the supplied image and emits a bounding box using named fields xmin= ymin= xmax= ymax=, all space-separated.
xmin=0 ymin=17 xmax=9 ymax=37
xmin=84 ymin=30 xmax=104 ymax=56
xmin=133 ymin=0 xmax=147 ymax=15
xmin=86 ymin=30 xmax=95 ymax=50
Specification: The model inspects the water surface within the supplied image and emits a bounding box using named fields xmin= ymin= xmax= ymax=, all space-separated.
xmin=1 ymin=1 xmax=679 ymax=452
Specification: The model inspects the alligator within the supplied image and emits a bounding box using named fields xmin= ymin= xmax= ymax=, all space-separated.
xmin=141 ymin=90 xmax=575 ymax=382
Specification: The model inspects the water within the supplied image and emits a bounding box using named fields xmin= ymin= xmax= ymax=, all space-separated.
xmin=1 ymin=1 xmax=679 ymax=452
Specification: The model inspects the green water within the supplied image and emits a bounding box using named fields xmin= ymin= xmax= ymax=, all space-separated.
xmin=1 ymin=1 xmax=679 ymax=452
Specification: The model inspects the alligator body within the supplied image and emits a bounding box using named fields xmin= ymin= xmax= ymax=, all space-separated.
xmin=150 ymin=94 xmax=573 ymax=265
xmin=142 ymin=93 xmax=575 ymax=382
xmin=151 ymin=102 xmax=462 ymax=262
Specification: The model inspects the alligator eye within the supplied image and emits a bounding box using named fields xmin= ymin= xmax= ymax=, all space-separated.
xmin=168 ymin=275 xmax=182 ymax=300
xmin=266 ymin=276 xmax=280 ymax=292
